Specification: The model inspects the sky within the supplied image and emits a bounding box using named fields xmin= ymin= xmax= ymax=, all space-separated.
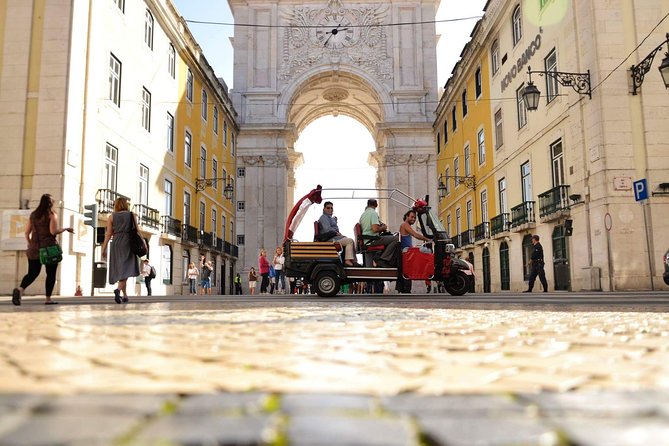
xmin=172 ymin=0 xmax=487 ymax=241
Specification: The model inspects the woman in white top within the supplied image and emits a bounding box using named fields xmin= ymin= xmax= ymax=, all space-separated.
xmin=273 ymin=246 xmax=286 ymax=294
xmin=187 ymin=262 xmax=199 ymax=295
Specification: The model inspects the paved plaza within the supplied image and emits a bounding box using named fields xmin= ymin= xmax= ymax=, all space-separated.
xmin=1 ymin=293 xmax=668 ymax=445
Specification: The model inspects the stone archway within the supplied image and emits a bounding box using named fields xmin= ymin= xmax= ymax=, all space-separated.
xmin=229 ymin=0 xmax=439 ymax=268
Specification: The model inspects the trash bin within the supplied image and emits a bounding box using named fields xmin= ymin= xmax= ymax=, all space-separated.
xmin=93 ymin=262 xmax=108 ymax=288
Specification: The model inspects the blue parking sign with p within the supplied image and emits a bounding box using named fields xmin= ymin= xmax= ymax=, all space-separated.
xmin=633 ymin=179 xmax=648 ymax=201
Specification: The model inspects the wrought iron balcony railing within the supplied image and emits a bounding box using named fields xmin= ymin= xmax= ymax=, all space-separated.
xmin=231 ymin=244 xmax=238 ymax=258
xmin=459 ymin=229 xmax=475 ymax=247
xmin=182 ymin=224 xmax=199 ymax=244
xmin=538 ymin=185 xmax=571 ymax=217
xmin=161 ymin=216 xmax=182 ymax=237
xmin=451 ymin=234 xmax=461 ymax=249
xmin=216 ymin=237 xmax=223 ymax=252
xmin=200 ymin=231 xmax=215 ymax=248
xmin=474 ymin=222 xmax=490 ymax=241
xmin=490 ymin=213 xmax=510 ymax=235
xmin=510 ymin=201 xmax=536 ymax=228
xmin=224 ymin=241 xmax=232 ymax=255
xmin=132 ymin=204 xmax=160 ymax=230
xmin=95 ymin=189 xmax=130 ymax=214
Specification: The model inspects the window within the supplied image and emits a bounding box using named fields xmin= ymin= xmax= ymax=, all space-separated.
xmin=464 ymin=145 xmax=471 ymax=176
xmin=237 ymin=201 xmax=245 ymax=211
xmin=213 ymin=106 xmax=218 ymax=134
xmin=138 ymin=164 xmax=149 ymax=205
xmin=164 ymin=179 xmax=173 ymax=216
xmin=223 ymin=121 xmax=228 ymax=144
xmin=454 ymin=157 xmax=460 ymax=187
xmin=230 ymin=220 xmax=234 ymax=242
xmin=512 ymin=5 xmax=522 ymax=46
xmin=466 ymin=200 xmax=473 ymax=230
xmin=475 ymin=67 xmax=482 ymax=98
xmin=211 ymin=208 xmax=217 ymax=238
xmin=443 ymin=121 xmax=448 ymax=144
xmin=186 ymin=69 xmax=193 ymax=102
xmin=221 ymin=170 xmax=227 ymax=198
xmin=462 ymin=89 xmax=468 ymax=118
xmin=199 ymin=202 xmax=205 ymax=232
xmin=437 ymin=134 xmax=441 ymax=154
xmin=168 ymin=44 xmax=175 ymax=79
xmin=455 ymin=208 xmax=461 ymax=235
xmin=521 ymin=161 xmax=532 ymax=202
xmin=221 ymin=216 xmax=226 ymax=241
xmin=481 ymin=190 xmax=489 ymax=223
xmin=445 ymin=167 xmax=451 ymax=195
xmin=212 ymin=158 xmax=218 ymax=189
xmin=104 ymin=143 xmax=118 ymax=191
xmin=141 ymin=87 xmax=151 ymax=131
xmin=184 ymin=131 xmax=192 ymax=167
xmin=183 ymin=191 xmax=191 ymax=225
xmin=516 ymin=83 xmax=527 ymax=129
xmin=446 ymin=214 xmax=452 ymax=236
xmin=201 ymin=89 xmax=208 ymax=121
xmin=494 ymin=109 xmax=504 ymax=149
xmin=477 ymin=129 xmax=486 ymax=165
xmin=144 ymin=10 xmax=154 ymax=50
xmin=166 ymin=112 xmax=174 ymax=152
xmin=451 ymin=106 xmax=457 ymax=131
xmin=237 ymin=235 xmax=245 ymax=245
xmin=237 ymin=167 xmax=245 ymax=177
xmin=231 ymin=134 xmax=235 ymax=155
xmin=551 ymin=139 xmax=565 ymax=186
xmin=199 ymin=146 xmax=207 ymax=179
xmin=498 ymin=177 xmax=507 ymax=214
xmin=491 ymin=39 xmax=500 ymax=75
xmin=109 ymin=54 xmax=121 ymax=107
xmin=114 ymin=0 xmax=124 ymax=12
xmin=544 ymin=48 xmax=559 ymax=103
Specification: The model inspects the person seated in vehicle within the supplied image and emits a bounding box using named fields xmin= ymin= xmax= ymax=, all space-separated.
xmin=317 ymin=201 xmax=358 ymax=266
xmin=397 ymin=210 xmax=431 ymax=293
xmin=358 ymin=199 xmax=400 ymax=268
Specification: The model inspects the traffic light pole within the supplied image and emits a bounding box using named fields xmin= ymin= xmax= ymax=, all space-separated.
xmin=83 ymin=203 xmax=98 ymax=297
xmin=90 ymin=231 xmax=96 ymax=297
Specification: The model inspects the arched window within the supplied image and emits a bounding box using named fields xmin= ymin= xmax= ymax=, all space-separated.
xmin=499 ymin=242 xmax=510 ymax=290
xmin=144 ymin=10 xmax=154 ymax=50
xmin=522 ymin=234 xmax=533 ymax=279
xmin=512 ymin=5 xmax=522 ymax=45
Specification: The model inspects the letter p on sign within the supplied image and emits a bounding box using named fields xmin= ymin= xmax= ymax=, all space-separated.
xmin=633 ymin=179 xmax=648 ymax=201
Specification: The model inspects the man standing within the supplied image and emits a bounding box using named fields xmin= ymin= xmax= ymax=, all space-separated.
xmin=234 ymin=273 xmax=243 ymax=295
xmin=141 ymin=258 xmax=155 ymax=296
xmin=317 ymin=201 xmax=357 ymax=266
xmin=359 ymin=199 xmax=400 ymax=268
xmin=524 ymin=234 xmax=548 ymax=293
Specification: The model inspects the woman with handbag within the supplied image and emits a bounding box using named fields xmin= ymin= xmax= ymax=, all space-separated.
xmin=101 ymin=197 xmax=142 ymax=304
xmin=12 ymin=194 xmax=73 ymax=305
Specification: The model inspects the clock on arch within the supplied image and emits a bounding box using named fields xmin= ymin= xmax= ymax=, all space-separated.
xmin=314 ymin=11 xmax=359 ymax=49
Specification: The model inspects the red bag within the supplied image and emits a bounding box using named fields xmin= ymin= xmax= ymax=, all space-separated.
xmin=401 ymin=247 xmax=434 ymax=280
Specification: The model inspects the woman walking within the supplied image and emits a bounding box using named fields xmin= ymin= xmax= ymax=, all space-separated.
xmin=187 ymin=262 xmax=199 ymax=295
xmin=101 ymin=197 xmax=141 ymax=304
xmin=258 ymin=249 xmax=270 ymax=294
xmin=12 ymin=194 xmax=73 ymax=305
xmin=247 ymin=267 xmax=257 ymax=295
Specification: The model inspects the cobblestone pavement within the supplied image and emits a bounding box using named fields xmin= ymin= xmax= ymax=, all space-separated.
xmin=1 ymin=294 xmax=668 ymax=445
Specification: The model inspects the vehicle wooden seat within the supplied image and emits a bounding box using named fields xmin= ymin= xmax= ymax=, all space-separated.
xmin=314 ymin=221 xmax=342 ymax=251
xmin=353 ymin=222 xmax=384 ymax=266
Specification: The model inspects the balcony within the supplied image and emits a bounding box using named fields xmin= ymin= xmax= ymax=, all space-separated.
xmin=161 ymin=216 xmax=182 ymax=237
xmin=200 ymin=231 xmax=215 ymax=248
xmin=538 ymin=185 xmax=571 ymax=221
xmin=459 ymin=229 xmax=475 ymax=247
xmin=216 ymin=237 xmax=223 ymax=252
xmin=224 ymin=241 xmax=232 ymax=255
xmin=133 ymin=204 xmax=160 ymax=230
xmin=510 ymin=201 xmax=536 ymax=230
xmin=182 ymin=224 xmax=199 ymax=244
xmin=95 ymin=189 xmax=130 ymax=214
xmin=231 ymin=244 xmax=238 ymax=258
xmin=450 ymin=234 xmax=461 ymax=249
xmin=474 ymin=222 xmax=490 ymax=242
xmin=490 ymin=213 xmax=510 ymax=237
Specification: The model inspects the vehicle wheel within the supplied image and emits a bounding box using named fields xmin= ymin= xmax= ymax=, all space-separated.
xmin=314 ymin=271 xmax=341 ymax=297
xmin=443 ymin=271 xmax=469 ymax=296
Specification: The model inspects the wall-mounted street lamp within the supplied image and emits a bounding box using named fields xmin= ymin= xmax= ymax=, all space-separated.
xmin=438 ymin=173 xmax=476 ymax=198
xmin=522 ymin=66 xmax=592 ymax=111
xmin=195 ymin=176 xmax=235 ymax=200
xmin=630 ymin=33 xmax=669 ymax=95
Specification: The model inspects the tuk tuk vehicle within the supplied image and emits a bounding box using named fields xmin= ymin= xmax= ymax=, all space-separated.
xmin=283 ymin=185 xmax=473 ymax=297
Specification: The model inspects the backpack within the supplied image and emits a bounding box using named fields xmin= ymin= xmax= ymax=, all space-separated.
xmin=148 ymin=266 xmax=156 ymax=279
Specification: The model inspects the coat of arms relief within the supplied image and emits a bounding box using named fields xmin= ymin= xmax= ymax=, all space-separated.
xmin=278 ymin=0 xmax=391 ymax=83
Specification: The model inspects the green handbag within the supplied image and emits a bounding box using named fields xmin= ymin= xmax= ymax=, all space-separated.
xmin=39 ymin=244 xmax=63 ymax=265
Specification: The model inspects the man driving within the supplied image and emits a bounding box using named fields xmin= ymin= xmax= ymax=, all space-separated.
xmin=359 ymin=199 xmax=400 ymax=268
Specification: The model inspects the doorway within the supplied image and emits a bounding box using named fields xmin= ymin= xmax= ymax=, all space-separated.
xmin=552 ymin=225 xmax=571 ymax=290
xmin=482 ymin=247 xmax=491 ymax=293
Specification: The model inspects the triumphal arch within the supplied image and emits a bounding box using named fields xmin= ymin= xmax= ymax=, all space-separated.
xmin=229 ymin=0 xmax=439 ymax=266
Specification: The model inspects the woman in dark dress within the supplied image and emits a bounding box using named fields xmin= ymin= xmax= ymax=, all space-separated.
xmin=101 ymin=197 xmax=141 ymax=304
xmin=12 ymin=194 xmax=73 ymax=305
